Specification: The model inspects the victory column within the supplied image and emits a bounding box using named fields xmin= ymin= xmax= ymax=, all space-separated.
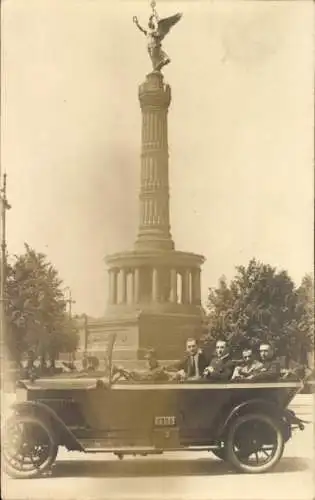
xmin=86 ymin=1 xmax=205 ymax=361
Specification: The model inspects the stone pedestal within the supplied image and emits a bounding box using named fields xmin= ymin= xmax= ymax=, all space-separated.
xmin=82 ymin=310 xmax=204 ymax=361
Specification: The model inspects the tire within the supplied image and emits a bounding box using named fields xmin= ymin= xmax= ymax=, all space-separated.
xmin=225 ymin=413 xmax=284 ymax=474
xmin=2 ymin=414 xmax=58 ymax=479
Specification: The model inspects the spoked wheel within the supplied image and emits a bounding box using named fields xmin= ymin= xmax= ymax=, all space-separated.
xmin=2 ymin=414 xmax=58 ymax=479
xmin=226 ymin=413 xmax=284 ymax=473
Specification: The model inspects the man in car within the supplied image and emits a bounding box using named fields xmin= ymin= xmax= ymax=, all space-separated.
xmin=203 ymin=339 xmax=234 ymax=381
xmin=231 ymin=347 xmax=263 ymax=381
xmin=175 ymin=337 xmax=209 ymax=381
xmin=128 ymin=349 xmax=171 ymax=382
xmin=20 ymin=350 xmax=40 ymax=380
xmin=250 ymin=342 xmax=281 ymax=381
xmin=280 ymin=358 xmax=307 ymax=381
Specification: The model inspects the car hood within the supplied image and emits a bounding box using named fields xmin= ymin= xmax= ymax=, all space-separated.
xmin=20 ymin=374 xmax=109 ymax=390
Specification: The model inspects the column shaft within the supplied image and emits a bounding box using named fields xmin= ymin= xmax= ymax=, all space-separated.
xmin=108 ymin=270 xmax=113 ymax=304
xmin=170 ymin=268 xmax=177 ymax=303
xmin=182 ymin=269 xmax=191 ymax=304
xmin=193 ymin=269 xmax=201 ymax=305
xmin=112 ymin=270 xmax=118 ymax=305
xmin=134 ymin=268 xmax=140 ymax=303
xmin=152 ymin=268 xmax=159 ymax=302
xmin=135 ymin=71 xmax=174 ymax=251
xmin=121 ymin=269 xmax=127 ymax=304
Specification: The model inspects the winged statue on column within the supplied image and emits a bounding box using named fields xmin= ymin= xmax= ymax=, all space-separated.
xmin=133 ymin=1 xmax=182 ymax=72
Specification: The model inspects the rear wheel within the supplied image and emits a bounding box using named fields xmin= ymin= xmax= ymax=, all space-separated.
xmin=225 ymin=413 xmax=284 ymax=474
xmin=2 ymin=414 xmax=58 ymax=479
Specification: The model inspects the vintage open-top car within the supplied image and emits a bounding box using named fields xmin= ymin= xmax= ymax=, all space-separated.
xmin=2 ymin=335 xmax=311 ymax=479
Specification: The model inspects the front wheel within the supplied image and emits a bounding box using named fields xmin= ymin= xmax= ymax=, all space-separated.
xmin=225 ymin=413 xmax=284 ymax=474
xmin=2 ymin=414 xmax=58 ymax=479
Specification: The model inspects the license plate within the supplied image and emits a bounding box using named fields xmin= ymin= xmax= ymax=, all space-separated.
xmin=154 ymin=416 xmax=176 ymax=426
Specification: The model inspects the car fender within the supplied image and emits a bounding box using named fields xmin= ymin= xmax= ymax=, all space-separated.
xmin=9 ymin=401 xmax=84 ymax=451
xmin=217 ymin=398 xmax=291 ymax=440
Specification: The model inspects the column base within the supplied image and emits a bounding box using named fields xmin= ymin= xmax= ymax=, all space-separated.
xmin=134 ymin=235 xmax=175 ymax=251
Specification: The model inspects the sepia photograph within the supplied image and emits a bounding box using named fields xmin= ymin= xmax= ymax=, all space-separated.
xmin=1 ymin=1 xmax=314 ymax=499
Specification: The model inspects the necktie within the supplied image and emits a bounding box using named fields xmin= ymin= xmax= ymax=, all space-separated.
xmin=189 ymin=356 xmax=194 ymax=376
xmin=194 ymin=355 xmax=200 ymax=377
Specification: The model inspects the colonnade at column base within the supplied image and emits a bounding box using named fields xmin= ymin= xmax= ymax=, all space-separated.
xmin=105 ymin=249 xmax=204 ymax=308
xmin=100 ymin=248 xmax=205 ymax=360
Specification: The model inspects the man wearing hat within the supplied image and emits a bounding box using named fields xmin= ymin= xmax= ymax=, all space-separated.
xmin=129 ymin=348 xmax=170 ymax=382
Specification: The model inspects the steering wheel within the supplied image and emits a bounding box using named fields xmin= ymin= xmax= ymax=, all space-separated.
xmin=112 ymin=366 xmax=134 ymax=382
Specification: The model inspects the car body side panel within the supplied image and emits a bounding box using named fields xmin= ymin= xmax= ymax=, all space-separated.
xmin=23 ymin=381 xmax=302 ymax=449
xmin=71 ymin=384 xmax=294 ymax=437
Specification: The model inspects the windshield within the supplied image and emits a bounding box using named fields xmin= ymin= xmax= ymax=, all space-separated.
xmin=74 ymin=332 xmax=116 ymax=379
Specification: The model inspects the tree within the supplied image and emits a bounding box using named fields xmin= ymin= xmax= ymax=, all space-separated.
xmin=203 ymin=258 xmax=313 ymax=364
xmin=293 ymin=274 xmax=314 ymax=366
xmin=5 ymin=243 xmax=78 ymax=368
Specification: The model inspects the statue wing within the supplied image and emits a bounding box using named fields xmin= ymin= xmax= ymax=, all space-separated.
xmin=157 ymin=13 xmax=182 ymax=40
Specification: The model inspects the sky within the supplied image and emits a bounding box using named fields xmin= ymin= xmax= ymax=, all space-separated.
xmin=1 ymin=0 xmax=314 ymax=317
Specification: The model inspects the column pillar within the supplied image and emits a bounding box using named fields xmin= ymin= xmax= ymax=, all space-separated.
xmin=193 ymin=268 xmax=201 ymax=305
xmin=170 ymin=268 xmax=177 ymax=303
xmin=181 ymin=271 xmax=185 ymax=304
xmin=112 ymin=269 xmax=118 ymax=305
xmin=121 ymin=269 xmax=127 ymax=304
xmin=134 ymin=268 xmax=140 ymax=303
xmin=190 ymin=269 xmax=196 ymax=304
xmin=182 ymin=269 xmax=190 ymax=304
xmin=108 ymin=270 xmax=113 ymax=304
xmin=152 ymin=268 xmax=159 ymax=302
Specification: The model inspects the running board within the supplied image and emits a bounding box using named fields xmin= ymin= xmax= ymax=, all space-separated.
xmin=84 ymin=447 xmax=163 ymax=454
xmin=80 ymin=441 xmax=220 ymax=453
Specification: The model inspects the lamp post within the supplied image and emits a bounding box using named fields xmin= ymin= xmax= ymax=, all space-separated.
xmin=64 ymin=286 xmax=76 ymax=362
xmin=64 ymin=287 xmax=75 ymax=319
xmin=83 ymin=313 xmax=89 ymax=355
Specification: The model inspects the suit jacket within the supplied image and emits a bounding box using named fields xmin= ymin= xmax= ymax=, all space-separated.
xmin=206 ymin=353 xmax=235 ymax=381
xmin=232 ymin=360 xmax=263 ymax=380
xmin=285 ymin=360 xmax=305 ymax=379
xmin=250 ymin=358 xmax=281 ymax=381
xmin=132 ymin=365 xmax=170 ymax=382
xmin=178 ymin=351 xmax=208 ymax=377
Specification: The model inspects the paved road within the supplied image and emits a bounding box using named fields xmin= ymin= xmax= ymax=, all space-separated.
xmin=2 ymin=395 xmax=314 ymax=500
